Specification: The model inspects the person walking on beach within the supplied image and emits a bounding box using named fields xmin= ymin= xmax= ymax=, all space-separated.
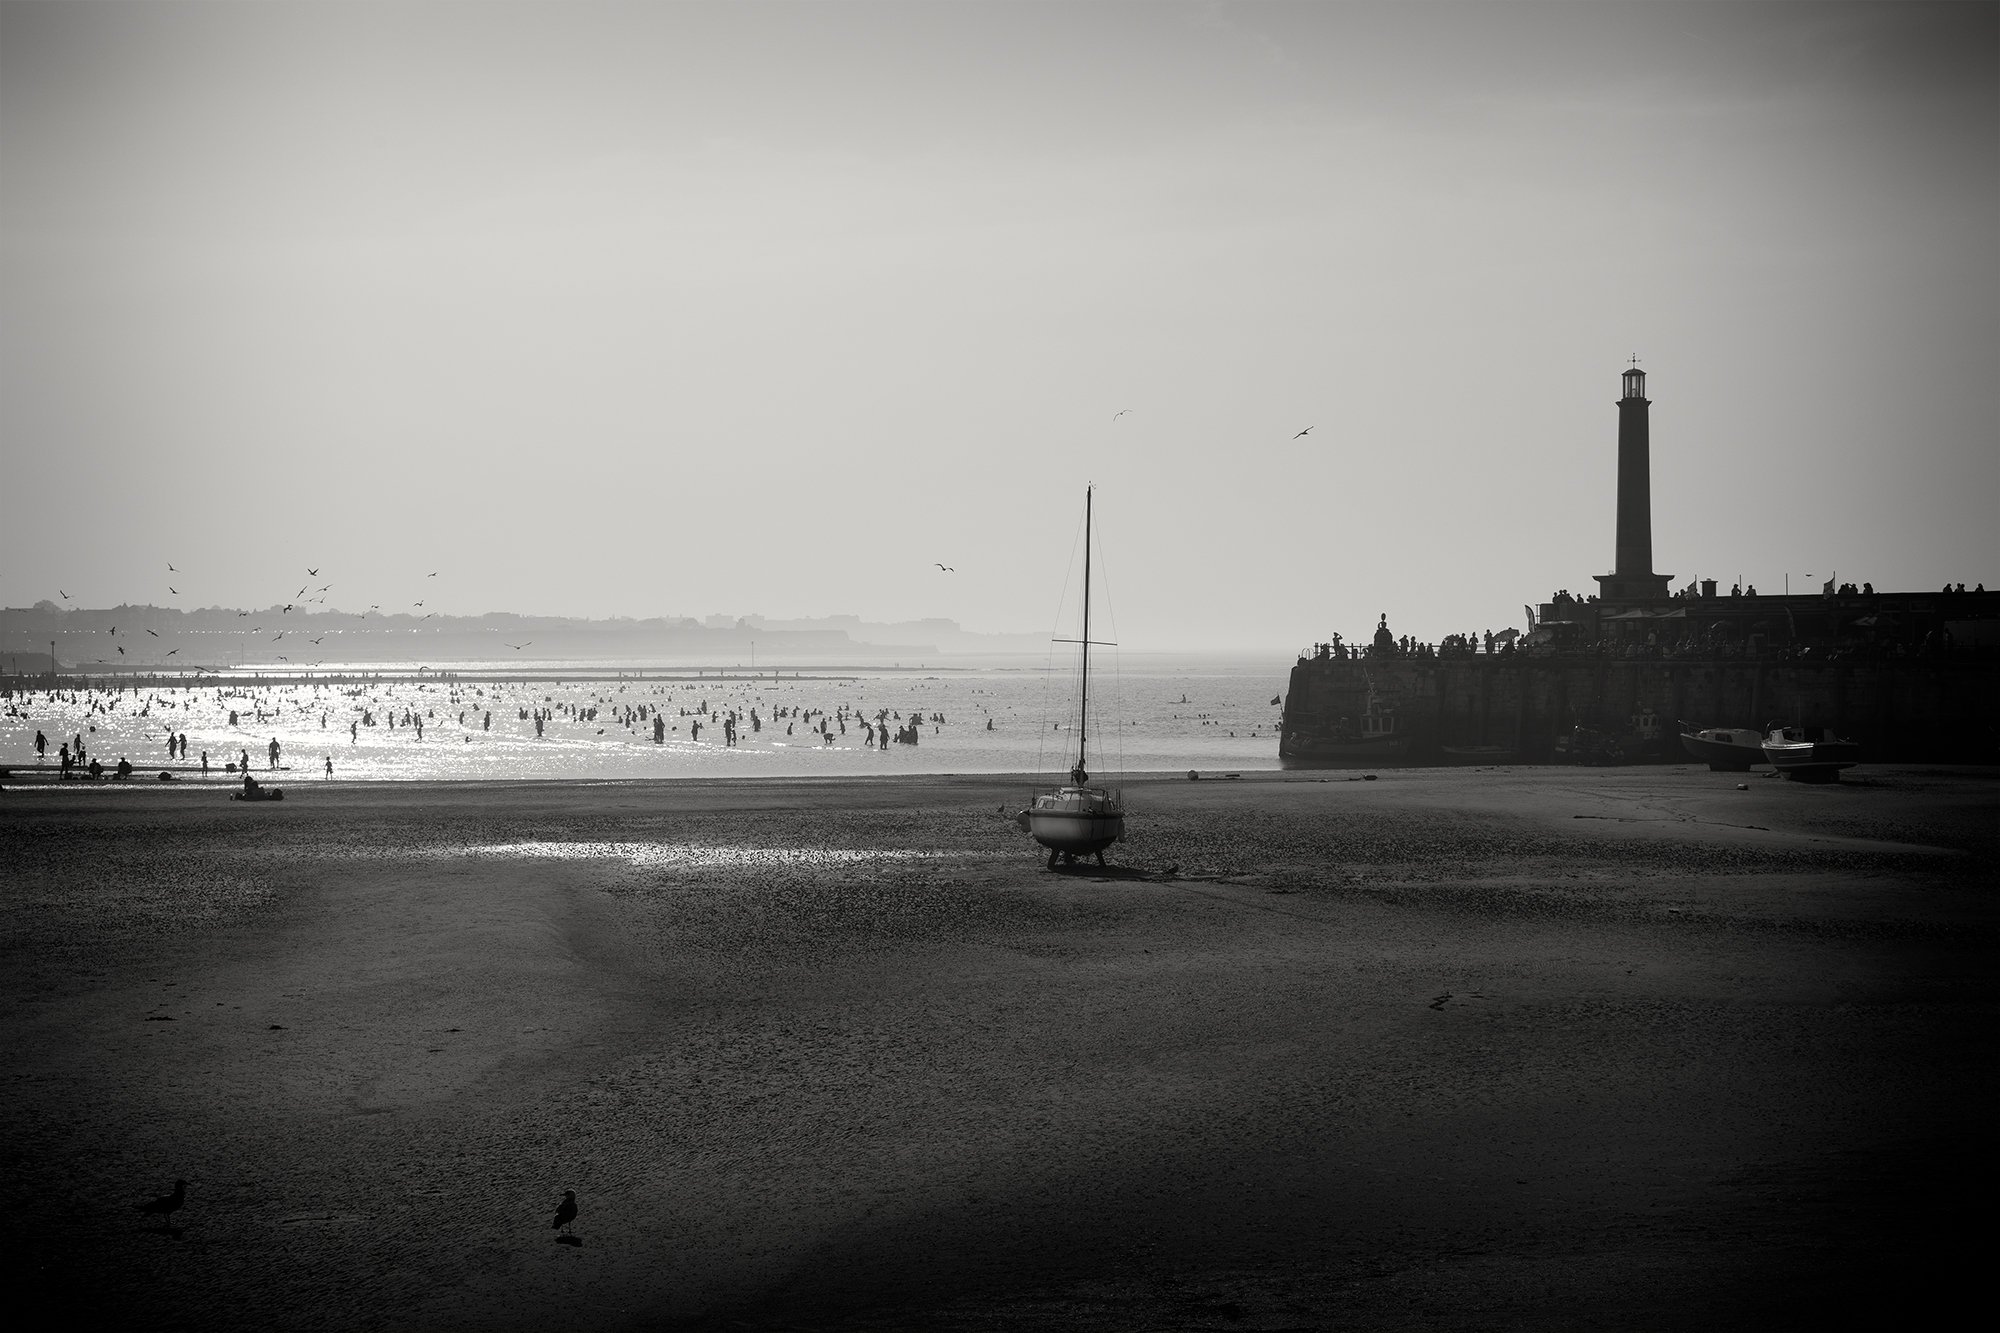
xmin=201 ymin=750 xmax=209 ymax=774
xmin=35 ymin=730 xmax=46 ymax=761
xmin=269 ymin=737 xmax=281 ymax=769
xmin=324 ymin=756 xmax=332 ymax=779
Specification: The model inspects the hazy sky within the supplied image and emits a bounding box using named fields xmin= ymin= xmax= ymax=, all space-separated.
xmin=4 ymin=1 xmax=1994 ymax=651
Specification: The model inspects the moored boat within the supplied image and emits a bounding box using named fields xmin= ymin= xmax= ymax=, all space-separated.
xmin=1279 ymin=692 xmax=1407 ymax=766
xmin=1024 ymin=486 xmax=1125 ymax=868
xmin=1680 ymin=725 xmax=1766 ymax=771
xmin=1762 ymin=725 xmax=1860 ymax=782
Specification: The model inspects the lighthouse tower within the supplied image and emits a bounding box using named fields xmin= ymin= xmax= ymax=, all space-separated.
xmin=1593 ymin=363 xmax=1673 ymax=604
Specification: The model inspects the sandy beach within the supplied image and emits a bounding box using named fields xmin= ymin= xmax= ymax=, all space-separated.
xmin=3 ymin=765 xmax=1993 ymax=1331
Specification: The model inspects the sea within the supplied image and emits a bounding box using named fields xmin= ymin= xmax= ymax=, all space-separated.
xmin=3 ymin=653 xmax=1291 ymax=783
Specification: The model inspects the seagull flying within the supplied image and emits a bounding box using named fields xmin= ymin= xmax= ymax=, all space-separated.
xmin=307 ymin=568 xmax=318 ymax=576
xmin=59 ymin=589 xmax=69 ymax=599
xmin=507 ymin=641 xmax=532 ymax=651
xmin=166 ymin=648 xmax=179 ymax=656
xmin=1112 ymin=409 xmax=1132 ymax=421
xmin=936 ymin=563 xmax=954 ymax=572
xmin=145 ymin=629 xmax=159 ymax=637
xmin=168 ymin=586 xmax=177 ymax=595
xmin=427 ymin=571 xmax=437 ymax=577
xmin=1293 ymin=426 xmax=1313 ymax=439
xmin=167 ymin=563 xmax=177 ymax=572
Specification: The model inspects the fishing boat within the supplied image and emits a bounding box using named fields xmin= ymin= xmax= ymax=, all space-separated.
xmin=1680 ymin=725 xmax=1767 ymax=771
xmin=1279 ymin=683 xmax=1408 ymax=766
xmin=1023 ymin=487 xmax=1125 ymax=869
xmin=1762 ymin=725 xmax=1861 ymax=782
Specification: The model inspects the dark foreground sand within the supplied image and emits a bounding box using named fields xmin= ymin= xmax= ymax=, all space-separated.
xmin=3 ymin=766 xmax=1994 ymax=1331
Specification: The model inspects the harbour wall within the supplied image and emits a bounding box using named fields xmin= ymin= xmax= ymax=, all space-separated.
xmin=1282 ymin=654 xmax=2000 ymax=763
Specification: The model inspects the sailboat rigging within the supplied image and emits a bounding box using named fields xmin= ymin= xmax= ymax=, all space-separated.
xmin=1023 ymin=486 xmax=1126 ymax=868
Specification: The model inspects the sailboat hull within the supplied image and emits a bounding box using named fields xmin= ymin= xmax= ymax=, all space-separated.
xmin=1026 ymin=787 xmax=1125 ymax=854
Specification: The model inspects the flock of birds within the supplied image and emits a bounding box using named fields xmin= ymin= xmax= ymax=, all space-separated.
xmin=61 ymin=564 xmax=448 ymax=670
xmin=133 ymin=1178 xmax=582 ymax=1244
xmin=53 ymin=414 xmax=1317 ymax=654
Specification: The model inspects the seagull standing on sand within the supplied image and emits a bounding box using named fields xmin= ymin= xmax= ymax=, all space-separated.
xmin=552 ymin=1190 xmax=577 ymax=1236
xmin=136 ymin=1179 xmax=187 ymax=1226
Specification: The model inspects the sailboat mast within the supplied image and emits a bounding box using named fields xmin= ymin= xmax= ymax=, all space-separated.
xmin=1078 ymin=486 xmax=1092 ymax=776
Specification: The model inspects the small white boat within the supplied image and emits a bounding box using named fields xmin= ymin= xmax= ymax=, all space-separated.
xmin=1025 ymin=486 xmax=1125 ymax=868
xmin=1762 ymin=725 xmax=1861 ymax=782
xmin=1680 ymin=725 xmax=1766 ymax=771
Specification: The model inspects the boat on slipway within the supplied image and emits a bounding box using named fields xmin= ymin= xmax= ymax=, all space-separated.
xmin=1762 ymin=725 xmax=1861 ymax=782
xmin=1680 ymin=725 xmax=1767 ymax=771
xmin=1021 ymin=486 xmax=1125 ymax=869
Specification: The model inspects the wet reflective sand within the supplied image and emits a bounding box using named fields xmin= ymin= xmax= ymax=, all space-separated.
xmin=3 ymin=768 xmax=1990 ymax=1330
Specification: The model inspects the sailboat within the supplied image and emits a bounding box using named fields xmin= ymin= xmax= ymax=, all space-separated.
xmin=1024 ymin=486 xmax=1126 ymax=869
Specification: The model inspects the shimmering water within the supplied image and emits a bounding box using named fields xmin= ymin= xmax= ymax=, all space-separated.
xmin=2 ymin=654 xmax=1288 ymax=781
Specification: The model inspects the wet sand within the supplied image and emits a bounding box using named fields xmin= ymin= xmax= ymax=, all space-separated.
xmin=3 ymin=766 xmax=1993 ymax=1331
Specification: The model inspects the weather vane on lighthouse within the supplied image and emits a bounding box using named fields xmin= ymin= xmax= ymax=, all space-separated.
xmin=1628 ymin=354 xmax=1642 ymax=368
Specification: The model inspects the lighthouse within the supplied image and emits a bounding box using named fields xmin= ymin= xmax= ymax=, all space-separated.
xmin=1593 ymin=363 xmax=1673 ymax=604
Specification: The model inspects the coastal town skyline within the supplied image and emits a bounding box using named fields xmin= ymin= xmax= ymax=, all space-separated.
xmin=3 ymin=1 xmax=1994 ymax=651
